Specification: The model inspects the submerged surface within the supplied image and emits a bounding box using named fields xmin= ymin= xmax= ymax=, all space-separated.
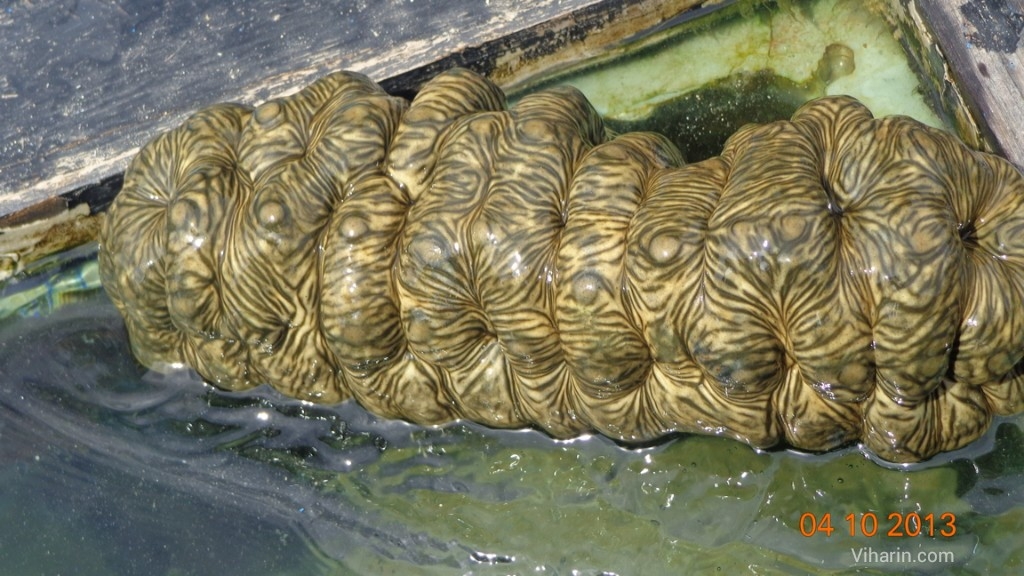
xmin=1 ymin=246 xmax=1023 ymax=574
xmin=531 ymin=0 xmax=950 ymax=161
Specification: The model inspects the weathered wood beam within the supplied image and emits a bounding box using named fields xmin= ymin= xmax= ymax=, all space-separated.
xmin=0 ymin=0 xmax=709 ymax=278
xmin=891 ymin=0 xmax=1024 ymax=168
xmin=4 ymin=0 xmax=1024 ymax=279
xmin=0 ymin=0 xmax=705 ymax=218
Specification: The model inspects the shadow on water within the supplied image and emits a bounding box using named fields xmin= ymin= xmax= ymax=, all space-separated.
xmin=1 ymin=249 xmax=1024 ymax=575
xmin=0 ymin=279 xmax=490 ymax=573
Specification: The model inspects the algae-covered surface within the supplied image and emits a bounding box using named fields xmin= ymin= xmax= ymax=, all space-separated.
xmin=1 ymin=249 xmax=1023 ymax=574
xmin=529 ymin=0 xmax=951 ymax=162
xmin=544 ymin=0 xmax=945 ymax=125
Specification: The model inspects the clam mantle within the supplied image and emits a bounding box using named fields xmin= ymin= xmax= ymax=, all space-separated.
xmin=100 ymin=68 xmax=1024 ymax=463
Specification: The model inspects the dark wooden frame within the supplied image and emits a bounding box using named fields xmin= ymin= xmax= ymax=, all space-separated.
xmin=1 ymin=0 xmax=1022 ymax=276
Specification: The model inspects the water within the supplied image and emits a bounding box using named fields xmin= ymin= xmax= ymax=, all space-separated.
xmin=527 ymin=0 xmax=948 ymax=135
xmin=1 ymin=245 xmax=1023 ymax=574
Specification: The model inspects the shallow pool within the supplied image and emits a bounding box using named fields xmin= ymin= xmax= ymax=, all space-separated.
xmin=1 ymin=244 xmax=1022 ymax=575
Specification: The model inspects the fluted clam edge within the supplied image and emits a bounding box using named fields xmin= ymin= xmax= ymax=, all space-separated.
xmin=99 ymin=67 xmax=1024 ymax=463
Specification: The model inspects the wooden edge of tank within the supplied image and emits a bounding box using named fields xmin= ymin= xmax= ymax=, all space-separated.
xmin=0 ymin=0 xmax=707 ymax=279
xmin=2 ymin=0 xmax=1023 ymax=280
xmin=885 ymin=0 xmax=1024 ymax=170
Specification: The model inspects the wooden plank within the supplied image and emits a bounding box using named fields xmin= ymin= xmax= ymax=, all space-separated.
xmin=8 ymin=0 xmax=1024 ymax=277
xmin=0 ymin=0 xmax=713 ymax=279
xmin=0 ymin=0 xmax=705 ymax=218
xmin=908 ymin=0 xmax=1024 ymax=168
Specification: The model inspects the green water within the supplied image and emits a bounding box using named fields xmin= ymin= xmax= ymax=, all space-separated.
xmin=1 ymin=244 xmax=1023 ymax=575
xmin=521 ymin=0 xmax=948 ymax=133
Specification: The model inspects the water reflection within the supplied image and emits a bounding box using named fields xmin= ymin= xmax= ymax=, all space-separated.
xmin=1 ymin=251 xmax=1022 ymax=574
